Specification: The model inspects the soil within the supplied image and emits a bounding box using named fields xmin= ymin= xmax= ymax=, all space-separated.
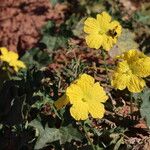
xmin=0 ymin=0 xmax=67 ymax=53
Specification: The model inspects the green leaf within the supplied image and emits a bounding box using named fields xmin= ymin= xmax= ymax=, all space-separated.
xmin=31 ymin=91 xmax=51 ymax=109
xmin=40 ymin=21 xmax=70 ymax=51
xmin=78 ymin=0 xmax=105 ymax=14
xmin=29 ymin=120 xmax=83 ymax=149
xmin=0 ymin=69 xmax=10 ymax=91
xmin=0 ymin=79 xmax=27 ymax=125
xmin=41 ymin=21 xmax=55 ymax=34
xmin=50 ymin=0 xmax=58 ymax=6
xmin=72 ymin=18 xmax=85 ymax=37
xmin=109 ymin=29 xmax=139 ymax=58
xmin=29 ymin=119 xmax=60 ymax=149
xmin=113 ymin=136 xmax=124 ymax=150
xmin=21 ymin=48 xmax=50 ymax=68
xmin=139 ymin=88 xmax=150 ymax=127
xmin=59 ymin=124 xmax=83 ymax=144
xmin=134 ymin=2 xmax=150 ymax=25
xmin=110 ymin=133 xmax=120 ymax=145
xmin=41 ymin=35 xmax=67 ymax=51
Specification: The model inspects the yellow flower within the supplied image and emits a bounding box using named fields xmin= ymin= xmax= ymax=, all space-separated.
xmin=54 ymin=74 xmax=108 ymax=120
xmin=84 ymin=11 xmax=122 ymax=50
xmin=111 ymin=49 xmax=150 ymax=93
xmin=0 ymin=47 xmax=26 ymax=72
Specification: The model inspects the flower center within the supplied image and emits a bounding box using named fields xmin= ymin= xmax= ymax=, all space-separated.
xmin=98 ymin=29 xmax=105 ymax=34
xmin=81 ymin=93 xmax=92 ymax=102
xmin=125 ymin=69 xmax=132 ymax=75
xmin=106 ymin=29 xmax=117 ymax=38
xmin=82 ymin=98 xmax=87 ymax=102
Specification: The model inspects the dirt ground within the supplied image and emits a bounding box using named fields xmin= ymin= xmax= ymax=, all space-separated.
xmin=0 ymin=0 xmax=67 ymax=52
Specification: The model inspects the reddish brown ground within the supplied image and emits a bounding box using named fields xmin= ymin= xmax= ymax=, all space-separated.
xmin=0 ymin=0 xmax=67 ymax=52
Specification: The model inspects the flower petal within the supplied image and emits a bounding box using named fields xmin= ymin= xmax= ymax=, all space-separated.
xmin=85 ymin=34 xmax=103 ymax=49
xmin=119 ymin=49 xmax=145 ymax=62
xmin=101 ymin=12 xmax=111 ymax=22
xmin=74 ymin=74 xmax=94 ymax=96
xmin=66 ymin=84 xmax=83 ymax=104
xmin=102 ymin=35 xmax=114 ymax=51
xmin=54 ymin=94 xmax=69 ymax=110
xmin=70 ymin=101 xmax=89 ymax=120
xmin=0 ymin=47 xmax=10 ymax=62
xmin=131 ymin=57 xmax=150 ymax=78
xmin=9 ymin=51 xmax=18 ymax=60
xmin=110 ymin=21 xmax=122 ymax=37
xmin=97 ymin=12 xmax=111 ymax=29
xmin=77 ymin=74 xmax=94 ymax=84
xmin=127 ymin=74 xmax=146 ymax=93
xmin=88 ymin=102 xmax=105 ymax=119
xmin=91 ymin=82 xmax=108 ymax=103
xmin=84 ymin=17 xmax=99 ymax=34
xmin=111 ymin=72 xmax=130 ymax=90
xmin=16 ymin=60 xmax=26 ymax=68
xmin=116 ymin=61 xmax=130 ymax=73
xmin=0 ymin=47 xmax=8 ymax=55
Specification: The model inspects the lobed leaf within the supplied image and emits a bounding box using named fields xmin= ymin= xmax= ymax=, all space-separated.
xmin=29 ymin=119 xmax=83 ymax=149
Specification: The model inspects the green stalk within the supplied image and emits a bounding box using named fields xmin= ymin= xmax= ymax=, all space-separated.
xmin=82 ymin=123 xmax=96 ymax=150
xmin=130 ymin=93 xmax=133 ymax=118
xmin=101 ymin=49 xmax=110 ymax=84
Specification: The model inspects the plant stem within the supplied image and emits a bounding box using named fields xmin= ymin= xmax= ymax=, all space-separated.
xmin=101 ymin=49 xmax=110 ymax=84
xmin=6 ymin=69 xmax=12 ymax=80
xmin=130 ymin=93 xmax=133 ymax=119
xmin=82 ymin=123 xmax=96 ymax=150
